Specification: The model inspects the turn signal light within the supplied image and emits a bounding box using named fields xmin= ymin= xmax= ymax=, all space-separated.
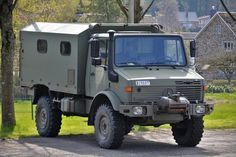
xmin=204 ymin=85 xmax=208 ymax=91
xmin=125 ymin=86 xmax=133 ymax=93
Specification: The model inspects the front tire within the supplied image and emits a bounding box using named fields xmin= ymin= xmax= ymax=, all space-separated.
xmin=171 ymin=117 xmax=204 ymax=147
xmin=94 ymin=104 xmax=125 ymax=149
xmin=125 ymin=121 xmax=133 ymax=135
xmin=36 ymin=96 xmax=62 ymax=137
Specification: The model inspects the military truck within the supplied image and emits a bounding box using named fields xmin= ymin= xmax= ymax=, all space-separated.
xmin=20 ymin=23 xmax=213 ymax=149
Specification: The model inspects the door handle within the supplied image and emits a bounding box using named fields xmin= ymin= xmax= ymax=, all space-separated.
xmin=90 ymin=72 xmax=95 ymax=76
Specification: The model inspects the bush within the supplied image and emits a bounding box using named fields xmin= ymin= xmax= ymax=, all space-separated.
xmin=207 ymin=84 xmax=235 ymax=93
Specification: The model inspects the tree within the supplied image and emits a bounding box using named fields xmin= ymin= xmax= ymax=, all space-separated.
xmin=220 ymin=0 xmax=236 ymax=21
xmin=208 ymin=54 xmax=236 ymax=85
xmin=79 ymin=0 xmax=84 ymax=7
xmin=90 ymin=0 xmax=123 ymax=22
xmin=156 ymin=0 xmax=180 ymax=32
xmin=14 ymin=0 xmax=79 ymax=24
xmin=0 ymin=0 xmax=18 ymax=128
xmin=0 ymin=0 xmax=79 ymax=127
xmin=116 ymin=0 xmax=155 ymax=23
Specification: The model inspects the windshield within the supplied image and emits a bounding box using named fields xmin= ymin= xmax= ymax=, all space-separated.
xmin=115 ymin=36 xmax=187 ymax=67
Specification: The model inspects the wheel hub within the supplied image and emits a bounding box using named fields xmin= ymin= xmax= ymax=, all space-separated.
xmin=39 ymin=108 xmax=47 ymax=129
xmin=99 ymin=116 xmax=109 ymax=139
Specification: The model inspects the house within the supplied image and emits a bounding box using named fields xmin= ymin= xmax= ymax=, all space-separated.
xmin=178 ymin=11 xmax=199 ymax=31
xmin=140 ymin=14 xmax=157 ymax=23
xmin=198 ymin=15 xmax=210 ymax=28
xmin=195 ymin=12 xmax=236 ymax=79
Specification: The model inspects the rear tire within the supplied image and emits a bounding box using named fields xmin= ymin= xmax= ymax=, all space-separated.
xmin=171 ymin=117 xmax=204 ymax=147
xmin=36 ymin=96 xmax=62 ymax=137
xmin=94 ymin=104 xmax=125 ymax=149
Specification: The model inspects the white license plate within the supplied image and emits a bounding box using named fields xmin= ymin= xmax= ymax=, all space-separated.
xmin=135 ymin=80 xmax=150 ymax=86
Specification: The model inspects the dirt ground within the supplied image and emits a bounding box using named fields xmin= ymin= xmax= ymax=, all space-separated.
xmin=1 ymin=129 xmax=236 ymax=157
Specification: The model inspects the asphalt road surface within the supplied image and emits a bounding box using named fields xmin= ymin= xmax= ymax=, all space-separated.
xmin=1 ymin=129 xmax=236 ymax=157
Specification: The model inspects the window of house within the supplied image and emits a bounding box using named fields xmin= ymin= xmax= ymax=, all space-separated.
xmin=37 ymin=39 xmax=47 ymax=53
xmin=215 ymin=25 xmax=221 ymax=34
xmin=60 ymin=41 xmax=71 ymax=56
xmin=223 ymin=41 xmax=234 ymax=51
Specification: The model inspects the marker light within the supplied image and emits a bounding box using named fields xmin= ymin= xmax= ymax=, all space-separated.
xmin=125 ymin=86 xmax=133 ymax=93
xmin=204 ymin=85 xmax=208 ymax=91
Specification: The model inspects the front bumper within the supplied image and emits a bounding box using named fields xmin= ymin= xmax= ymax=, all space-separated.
xmin=119 ymin=101 xmax=214 ymax=118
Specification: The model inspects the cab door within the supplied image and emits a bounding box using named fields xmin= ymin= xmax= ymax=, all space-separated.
xmin=88 ymin=39 xmax=109 ymax=97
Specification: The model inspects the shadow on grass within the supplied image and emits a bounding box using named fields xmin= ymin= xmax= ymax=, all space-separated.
xmin=0 ymin=126 xmax=15 ymax=138
xmin=18 ymin=133 xmax=94 ymax=139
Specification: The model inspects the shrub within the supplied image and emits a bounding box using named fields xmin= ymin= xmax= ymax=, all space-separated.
xmin=207 ymin=84 xmax=235 ymax=93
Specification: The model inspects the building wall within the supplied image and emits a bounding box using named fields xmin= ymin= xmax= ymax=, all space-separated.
xmin=195 ymin=15 xmax=236 ymax=79
xmin=198 ymin=16 xmax=210 ymax=28
xmin=196 ymin=15 xmax=236 ymax=65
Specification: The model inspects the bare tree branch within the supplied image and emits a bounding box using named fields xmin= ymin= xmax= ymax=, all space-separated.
xmin=141 ymin=0 xmax=155 ymax=19
xmin=116 ymin=0 xmax=128 ymax=18
xmin=11 ymin=0 xmax=18 ymax=10
xmin=220 ymin=0 xmax=236 ymax=21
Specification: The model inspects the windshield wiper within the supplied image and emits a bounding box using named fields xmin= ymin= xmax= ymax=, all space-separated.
xmin=118 ymin=62 xmax=140 ymax=66
xmin=146 ymin=62 xmax=177 ymax=69
xmin=118 ymin=62 xmax=150 ymax=69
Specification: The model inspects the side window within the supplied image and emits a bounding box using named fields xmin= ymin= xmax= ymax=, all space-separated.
xmin=223 ymin=41 xmax=234 ymax=51
xmin=60 ymin=41 xmax=71 ymax=56
xmin=99 ymin=40 xmax=108 ymax=65
xmin=215 ymin=25 xmax=221 ymax=34
xmin=37 ymin=39 xmax=47 ymax=53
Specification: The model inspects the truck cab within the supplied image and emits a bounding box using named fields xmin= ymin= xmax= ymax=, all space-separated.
xmin=20 ymin=23 xmax=213 ymax=149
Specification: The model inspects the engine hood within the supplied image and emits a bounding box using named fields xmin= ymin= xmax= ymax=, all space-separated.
xmin=116 ymin=67 xmax=203 ymax=83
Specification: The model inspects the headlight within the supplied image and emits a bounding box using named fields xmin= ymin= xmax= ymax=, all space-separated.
xmin=196 ymin=105 xmax=205 ymax=114
xmin=133 ymin=106 xmax=146 ymax=115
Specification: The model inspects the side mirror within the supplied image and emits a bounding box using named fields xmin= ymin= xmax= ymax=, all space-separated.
xmin=92 ymin=58 xmax=102 ymax=66
xmin=91 ymin=39 xmax=100 ymax=58
xmin=190 ymin=40 xmax=196 ymax=58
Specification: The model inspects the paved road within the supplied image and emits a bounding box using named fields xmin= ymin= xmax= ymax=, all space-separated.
xmin=1 ymin=129 xmax=236 ymax=157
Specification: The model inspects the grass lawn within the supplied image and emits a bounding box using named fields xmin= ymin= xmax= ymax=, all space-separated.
xmin=204 ymin=92 xmax=236 ymax=129
xmin=0 ymin=100 xmax=94 ymax=138
xmin=1 ymin=92 xmax=236 ymax=138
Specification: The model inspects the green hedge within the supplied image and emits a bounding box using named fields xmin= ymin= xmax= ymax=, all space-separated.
xmin=207 ymin=84 xmax=235 ymax=93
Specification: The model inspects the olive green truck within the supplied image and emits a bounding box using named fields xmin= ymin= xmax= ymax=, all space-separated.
xmin=20 ymin=23 xmax=214 ymax=149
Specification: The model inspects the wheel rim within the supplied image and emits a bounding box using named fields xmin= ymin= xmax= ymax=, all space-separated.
xmin=98 ymin=115 xmax=109 ymax=140
xmin=39 ymin=107 xmax=47 ymax=129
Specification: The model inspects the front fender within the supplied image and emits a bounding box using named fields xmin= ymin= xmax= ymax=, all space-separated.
xmin=88 ymin=90 xmax=122 ymax=125
xmin=92 ymin=90 xmax=122 ymax=111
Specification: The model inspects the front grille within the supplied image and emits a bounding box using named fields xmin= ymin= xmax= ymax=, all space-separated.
xmin=132 ymin=86 xmax=166 ymax=102
xmin=132 ymin=81 xmax=203 ymax=103
xmin=176 ymin=81 xmax=203 ymax=102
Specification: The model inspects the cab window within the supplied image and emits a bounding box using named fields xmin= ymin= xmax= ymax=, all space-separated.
xmin=99 ymin=40 xmax=108 ymax=65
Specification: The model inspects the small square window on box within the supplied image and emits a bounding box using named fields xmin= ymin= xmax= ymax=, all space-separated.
xmin=37 ymin=39 xmax=47 ymax=53
xmin=60 ymin=41 xmax=71 ymax=56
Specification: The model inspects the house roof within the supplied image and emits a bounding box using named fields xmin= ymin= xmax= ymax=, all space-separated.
xmin=195 ymin=12 xmax=236 ymax=39
xmin=218 ymin=12 xmax=236 ymax=33
xmin=178 ymin=12 xmax=198 ymax=22
xmin=140 ymin=14 xmax=155 ymax=23
xmin=198 ymin=15 xmax=210 ymax=20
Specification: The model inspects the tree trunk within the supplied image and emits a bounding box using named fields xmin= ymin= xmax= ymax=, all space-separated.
xmin=0 ymin=1 xmax=16 ymax=128
xmin=79 ymin=0 xmax=84 ymax=8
